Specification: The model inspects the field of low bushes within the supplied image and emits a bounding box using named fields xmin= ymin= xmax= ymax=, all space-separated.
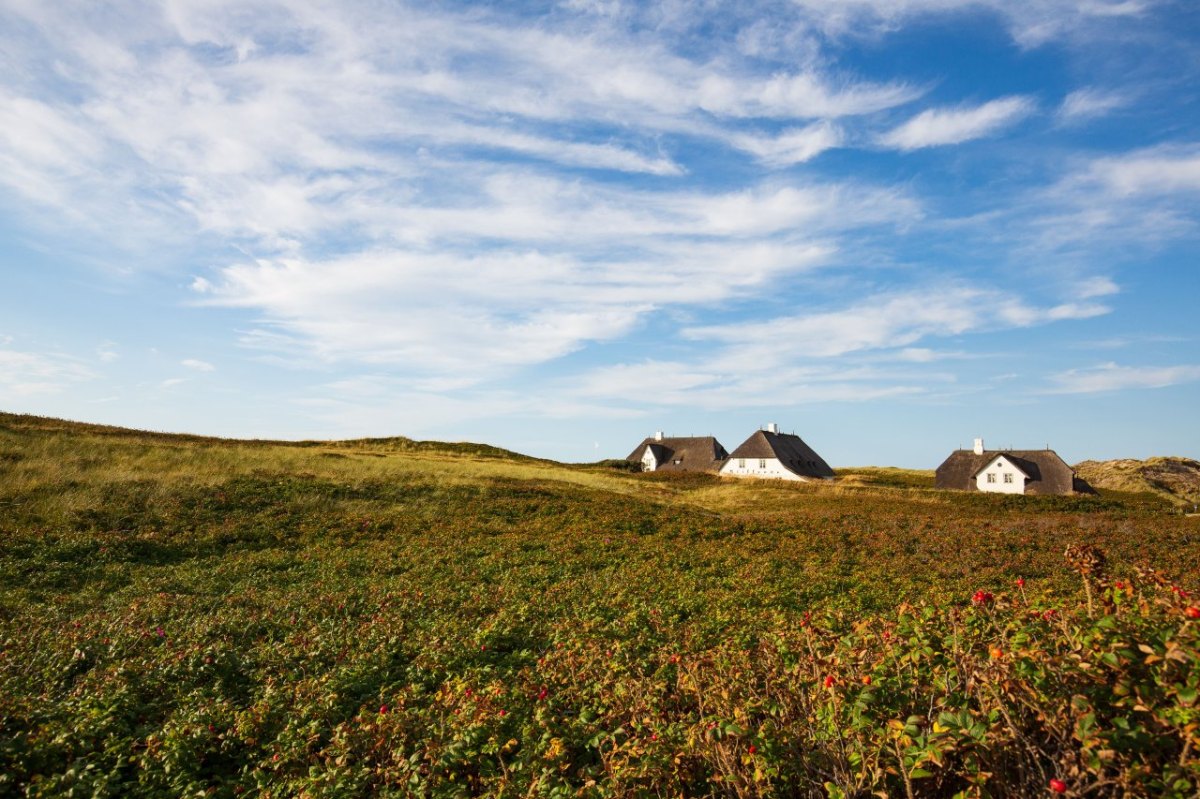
xmin=0 ymin=413 xmax=1197 ymax=797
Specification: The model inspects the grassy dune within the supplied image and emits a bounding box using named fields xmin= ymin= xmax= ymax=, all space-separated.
xmin=1074 ymin=457 xmax=1200 ymax=510
xmin=1 ymin=413 xmax=1198 ymax=797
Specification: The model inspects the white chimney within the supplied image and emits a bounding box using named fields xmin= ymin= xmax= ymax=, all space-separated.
xmin=973 ymin=437 xmax=984 ymax=455
xmin=654 ymin=431 xmax=664 ymax=441
xmin=767 ymin=422 xmax=779 ymax=434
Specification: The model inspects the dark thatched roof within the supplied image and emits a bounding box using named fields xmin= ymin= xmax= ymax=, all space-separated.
xmin=935 ymin=449 xmax=1094 ymax=495
xmin=726 ymin=430 xmax=834 ymax=479
xmin=626 ymin=436 xmax=729 ymax=473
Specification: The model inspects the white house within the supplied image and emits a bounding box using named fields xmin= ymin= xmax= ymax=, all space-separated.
xmin=718 ymin=424 xmax=834 ymax=482
xmin=935 ymin=438 xmax=1091 ymax=496
xmin=974 ymin=451 xmax=1029 ymax=494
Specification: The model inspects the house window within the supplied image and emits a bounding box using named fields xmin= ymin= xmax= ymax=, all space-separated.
xmin=758 ymin=459 xmax=766 ymax=469
xmin=1003 ymin=473 xmax=1013 ymax=484
xmin=738 ymin=458 xmax=745 ymax=468
xmin=986 ymin=473 xmax=996 ymax=483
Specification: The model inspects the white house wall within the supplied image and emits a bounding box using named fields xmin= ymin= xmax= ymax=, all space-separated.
xmin=641 ymin=447 xmax=658 ymax=472
xmin=975 ymin=456 xmax=1026 ymax=495
xmin=720 ymin=457 xmax=806 ymax=481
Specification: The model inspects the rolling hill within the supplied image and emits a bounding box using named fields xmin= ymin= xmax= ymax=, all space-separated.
xmin=1074 ymin=456 xmax=1200 ymax=509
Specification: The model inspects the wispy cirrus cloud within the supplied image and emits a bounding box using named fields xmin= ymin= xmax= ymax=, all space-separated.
xmin=1057 ymin=87 xmax=1130 ymax=123
xmin=553 ymin=282 xmax=1113 ymax=412
xmin=1045 ymin=362 xmax=1200 ymax=394
xmin=728 ymin=121 xmax=844 ymax=166
xmin=785 ymin=0 xmax=1153 ymax=46
xmin=1010 ymin=144 xmax=1200 ymax=257
xmin=683 ymin=284 xmax=1108 ymax=364
xmin=879 ymin=96 xmax=1035 ymax=151
xmin=1079 ymin=145 xmax=1200 ymax=197
xmin=0 ymin=348 xmax=95 ymax=399
xmin=0 ymin=0 xmax=1195 ymax=463
xmin=191 ymin=238 xmax=837 ymax=375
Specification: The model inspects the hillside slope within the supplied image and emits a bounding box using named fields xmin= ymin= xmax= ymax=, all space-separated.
xmin=2 ymin=412 xmax=1199 ymax=796
xmin=1074 ymin=456 xmax=1200 ymax=509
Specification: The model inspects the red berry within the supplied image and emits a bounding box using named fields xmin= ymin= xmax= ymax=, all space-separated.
xmin=972 ymin=590 xmax=994 ymax=604
xmin=823 ymin=675 xmax=835 ymax=688
xmin=1185 ymin=606 xmax=1200 ymax=619
xmin=379 ymin=704 xmax=388 ymax=714
xmin=1016 ymin=577 xmax=1025 ymax=588
xmin=1049 ymin=778 xmax=1067 ymax=793
xmin=747 ymin=744 xmax=757 ymax=754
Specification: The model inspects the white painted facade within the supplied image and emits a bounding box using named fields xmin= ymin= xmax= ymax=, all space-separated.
xmin=719 ymin=457 xmax=808 ymax=482
xmin=641 ymin=447 xmax=658 ymax=471
xmin=974 ymin=455 xmax=1027 ymax=495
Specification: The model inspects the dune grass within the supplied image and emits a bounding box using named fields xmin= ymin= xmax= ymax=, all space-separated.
xmin=1 ymin=413 xmax=1197 ymax=797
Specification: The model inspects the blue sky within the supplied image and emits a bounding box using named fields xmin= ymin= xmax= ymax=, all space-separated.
xmin=2 ymin=0 xmax=1198 ymax=467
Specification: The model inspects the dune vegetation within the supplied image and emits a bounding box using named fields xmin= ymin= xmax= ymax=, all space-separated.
xmin=1074 ymin=457 xmax=1200 ymax=511
xmin=1 ymin=412 xmax=1197 ymax=797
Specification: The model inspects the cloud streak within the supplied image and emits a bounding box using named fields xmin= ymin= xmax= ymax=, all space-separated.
xmin=879 ymin=97 xmax=1035 ymax=151
xmin=0 ymin=348 xmax=95 ymax=399
xmin=1046 ymin=363 xmax=1200 ymax=394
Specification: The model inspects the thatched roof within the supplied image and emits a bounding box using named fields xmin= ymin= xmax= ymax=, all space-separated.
xmin=626 ymin=436 xmax=729 ymax=473
xmin=935 ymin=449 xmax=1093 ymax=495
xmin=726 ymin=430 xmax=834 ymax=479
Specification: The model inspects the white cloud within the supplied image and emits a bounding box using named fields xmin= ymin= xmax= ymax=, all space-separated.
xmin=684 ymin=284 xmax=1111 ymax=367
xmin=0 ymin=348 xmax=95 ymax=398
xmin=1082 ymin=146 xmax=1200 ymax=196
xmin=185 ymin=171 xmax=918 ymax=375
xmin=879 ymin=96 xmax=1035 ymax=151
xmin=1077 ymin=276 xmax=1120 ymax=299
xmin=1046 ymin=362 xmax=1200 ymax=394
xmin=181 ymin=358 xmax=215 ymax=371
xmin=1057 ymin=88 xmax=1129 ymax=123
xmin=544 ymin=282 xmax=1111 ymax=412
xmin=96 ymin=341 xmax=119 ymax=363
xmin=786 ymin=0 xmax=1152 ymax=46
xmin=1016 ymin=145 xmax=1200 ymax=254
xmin=191 ymin=237 xmax=834 ymax=374
xmin=728 ymin=121 xmax=843 ymax=166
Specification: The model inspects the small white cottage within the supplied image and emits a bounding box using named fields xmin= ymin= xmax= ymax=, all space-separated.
xmin=935 ymin=438 xmax=1092 ymax=496
xmin=718 ymin=424 xmax=834 ymax=482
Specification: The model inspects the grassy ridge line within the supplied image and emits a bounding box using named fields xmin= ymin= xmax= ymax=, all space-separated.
xmin=0 ymin=411 xmax=538 ymax=461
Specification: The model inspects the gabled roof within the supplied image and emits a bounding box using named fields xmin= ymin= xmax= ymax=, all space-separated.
xmin=935 ymin=448 xmax=1091 ymax=495
xmin=973 ymin=453 xmax=1032 ymax=479
xmin=726 ymin=430 xmax=834 ymax=479
xmin=626 ymin=436 xmax=728 ymax=473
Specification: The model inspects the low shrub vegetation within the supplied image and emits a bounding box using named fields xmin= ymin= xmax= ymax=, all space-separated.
xmin=0 ymin=413 xmax=1197 ymax=797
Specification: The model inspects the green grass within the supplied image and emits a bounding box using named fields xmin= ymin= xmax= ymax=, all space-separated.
xmin=1 ymin=412 xmax=1197 ymax=797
